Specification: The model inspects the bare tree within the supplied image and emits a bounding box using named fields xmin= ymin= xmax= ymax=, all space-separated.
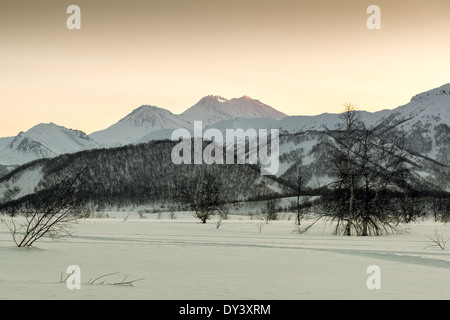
xmin=215 ymin=216 xmax=223 ymax=229
xmin=169 ymin=211 xmax=177 ymax=220
xmin=6 ymin=168 xmax=88 ymax=247
xmin=256 ymin=222 xmax=264 ymax=233
xmin=425 ymin=228 xmax=448 ymax=250
xmin=306 ymin=103 xmax=414 ymax=236
xmin=341 ymin=103 xmax=359 ymax=235
xmin=432 ymin=196 xmax=450 ymax=223
xmin=354 ymin=127 xmax=411 ymax=235
xmin=322 ymin=103 xmax=361 ymax=235
xmin=178 ymin=170 xmax=225 ymax=223
xmin=263 ymin=199 xmax=279 ymax=223
xmin=294 ymin=173 xmax=303 ymax=225
xmin=289 ymin=168 xmax=312 ymax=225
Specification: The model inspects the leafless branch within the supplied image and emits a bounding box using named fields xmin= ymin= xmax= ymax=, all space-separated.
xmin=5 ymin=167 xmax=88 ymax=247
xmin=88 ymin=272 xmax=144 ymax=287
xmin=425 ymin=228 xmax=448 ymax=250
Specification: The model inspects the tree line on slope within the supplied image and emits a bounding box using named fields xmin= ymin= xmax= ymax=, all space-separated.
xmin=0 ymin=140 xmax=286 ymax=213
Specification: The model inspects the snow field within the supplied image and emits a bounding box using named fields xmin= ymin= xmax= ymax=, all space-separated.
xmin=1 ymin=212 xmax=449 ymax=300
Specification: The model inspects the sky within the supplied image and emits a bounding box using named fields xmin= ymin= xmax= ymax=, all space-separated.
xmin=1 ymin=0 xmax=450 ymax=137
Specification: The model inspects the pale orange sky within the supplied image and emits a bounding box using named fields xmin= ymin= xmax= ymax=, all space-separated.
xmin=1 ymin=0 xmax=450 ymax=137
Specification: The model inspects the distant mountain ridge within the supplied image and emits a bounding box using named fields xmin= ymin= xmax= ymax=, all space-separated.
xmin=0 ymin=95 xmax=287 ymax=165
xmin=0 ymin=86 xmax=449 ymax=172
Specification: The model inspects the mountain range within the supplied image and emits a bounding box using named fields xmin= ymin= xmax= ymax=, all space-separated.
xmin=2 ymin=85 xmax=449 ymax=167
xmin=0 ymin=95 xmax=288 ymax=166
xmin=0 ymin=84 xmax=449 ymax=209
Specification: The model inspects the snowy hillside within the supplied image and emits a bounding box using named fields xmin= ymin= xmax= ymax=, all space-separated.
xmin=373 ymin=84 xmax=450 ymax=133
xmin=205 ymin=117 xmax=279 ymax=132
xmin=371 ymin=84 xmax=450 ymax=160
xmin=0 ymin=165 xmax=8 ymax=178
xmin=0 ymin=123 xmax=101 ymax=166
xmin=0 ymin=140 xmax=290 ymax=211
xmin=0 ymin=137 xmax=13 ymax=150
xmin=136 ymin=129 xmax=175 ymax=144
xmin=90 ymin=105 xmax=191 ymax=147
xmin=0 ymin=164 xmax=44 ymax=202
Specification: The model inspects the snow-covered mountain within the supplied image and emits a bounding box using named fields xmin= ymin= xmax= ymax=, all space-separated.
xmin=180 ymin=95 xmax=287 ymax=126
xmin=0 ymin=87 xmax=449 ymax=169
xmin=90 ymin=96 xmax=287 ymax=146
xmin=0 ymin=123 xmax=101 ymax=165
xmin=90 ymin=105 xmax=191 ymax=147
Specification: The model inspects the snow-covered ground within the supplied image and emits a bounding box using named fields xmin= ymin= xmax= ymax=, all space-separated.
xmin=1 ymin=212 xmax=449 ymax=300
